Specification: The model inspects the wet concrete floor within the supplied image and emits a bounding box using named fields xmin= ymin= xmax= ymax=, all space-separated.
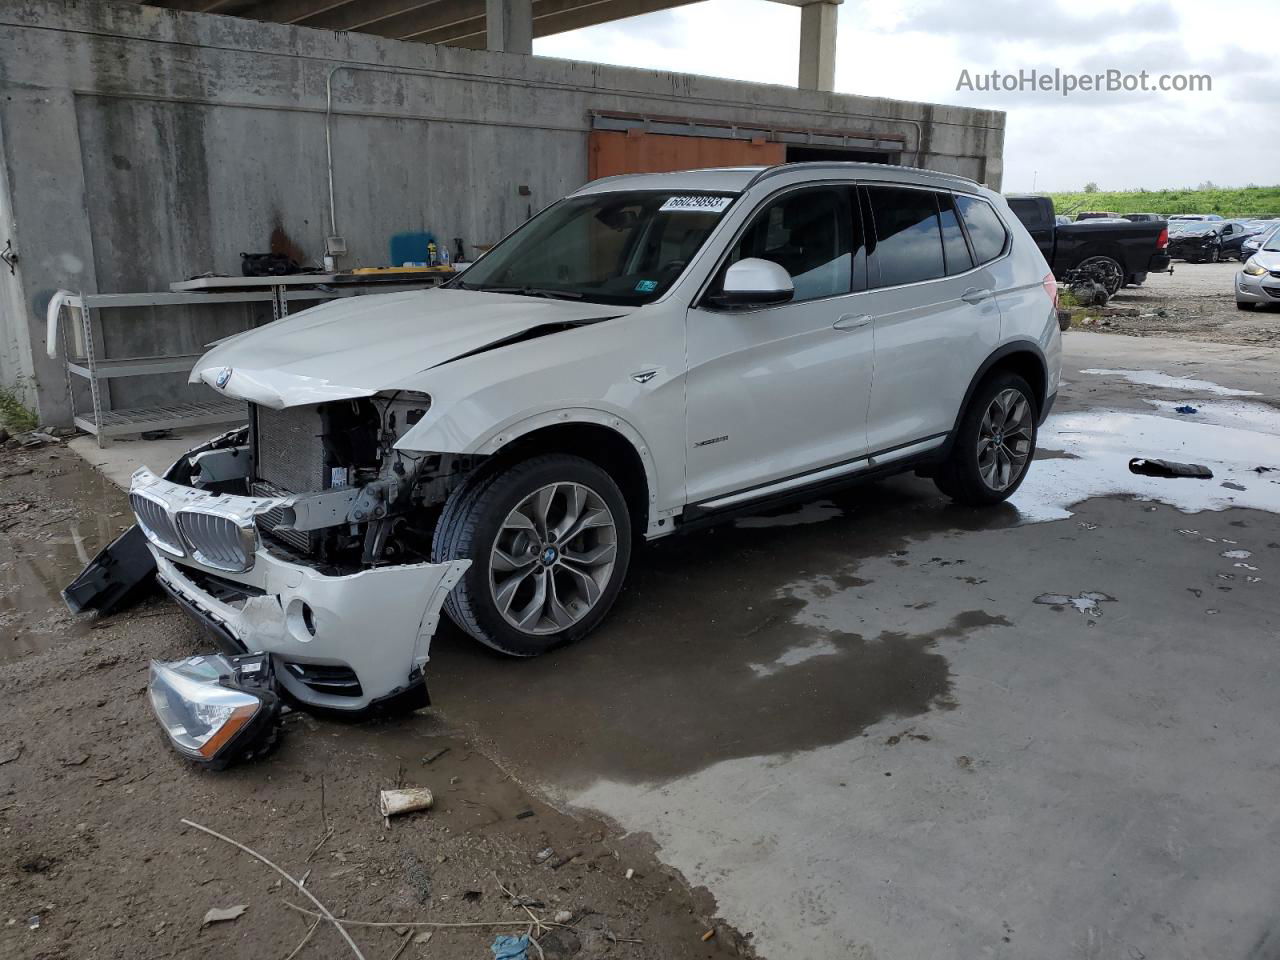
xmin=10 ymin=331 xmax=1280 ymax=958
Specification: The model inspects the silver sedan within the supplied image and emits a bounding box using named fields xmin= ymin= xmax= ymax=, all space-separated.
xmin=1236 ymin=233 xmax=1280 ymax=310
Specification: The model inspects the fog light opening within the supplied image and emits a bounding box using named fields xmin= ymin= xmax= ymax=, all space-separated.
xmin=286 ymin=599 xmax=318 ymax=641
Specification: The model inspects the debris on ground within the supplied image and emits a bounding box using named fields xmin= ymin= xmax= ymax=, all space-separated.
xmin=1033 ymin=592 xmax=1117 ymax=617
xmin=1174 ymin=405 xmax=1199 ymax=415
xmin=1129 ymin=458 xmax=1214 ymax=479
xmin=201 ymin=904 xmax=247 ymax=926
xmin=491 ymin=933 xmax=531 ymax=959
xmin=380 ymin=787 xmax=435 ymax=822
xmin=0 ymin=742 xmax=21 ymax=764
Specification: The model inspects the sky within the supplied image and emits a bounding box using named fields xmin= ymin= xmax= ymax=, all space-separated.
xmin=534 ymin=0 xmax=1279 ymax=192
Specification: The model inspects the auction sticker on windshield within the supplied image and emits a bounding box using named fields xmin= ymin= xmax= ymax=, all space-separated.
xmin=660 ymin=195 xmax=734 ymax=213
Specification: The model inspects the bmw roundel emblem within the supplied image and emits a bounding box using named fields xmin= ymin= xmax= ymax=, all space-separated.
xmin=215 ymin=367 xmax=233 ymax=389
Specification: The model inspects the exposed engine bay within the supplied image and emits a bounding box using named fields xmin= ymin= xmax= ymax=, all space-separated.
xmin=198 ymin=393 xmax=480 ymax=573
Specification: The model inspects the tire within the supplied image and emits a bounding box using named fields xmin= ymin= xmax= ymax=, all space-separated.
xmin=1237 ymin=301 xmax=1256 ymax=311
xmin=1074 ymin=256 xmax=1124 ymax=296
xmin=934 ymin=372 xmax=1038 ymax=506
xmin=431 ymin=454 xmax=632 ymax=656
xmin=1210 ymin=247 xmax=1221 ymax=263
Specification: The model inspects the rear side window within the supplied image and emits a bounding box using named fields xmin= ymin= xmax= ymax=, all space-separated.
xmin=938 ymin=194 xmax=974 ymax=275
xmin=955 ymin=195 xmax=1009 ymax=264
xmin=865 ymin=186 xmax=945 ymax=287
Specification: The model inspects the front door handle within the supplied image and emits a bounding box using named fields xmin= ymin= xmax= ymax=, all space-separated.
xmin=833 ymin=313 xmax=873 ymax=331
xmin=961 ymin=287 xmax=993 ymax=304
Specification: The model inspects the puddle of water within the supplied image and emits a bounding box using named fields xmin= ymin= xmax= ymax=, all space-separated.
xmin=735 ymin=499 xmax=843 ymax=529
xmin=1079 ymin=368 xmax=1261 ymax=397
xmin=1012 ymin=409 xmax=1280 ymax=522
xmin=0 ymin=456 xmax=132 ymax=663
xmin=747 ymin=636 xmax=841 ymax=677
xmin=1142 ymin=399 xmax=1280 ymax=433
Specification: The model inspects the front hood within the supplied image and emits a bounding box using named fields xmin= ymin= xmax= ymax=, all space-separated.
xmin=191 ymin=288 xmax=629 ymax=408
xmin=1248 ymin=251 xmax=1280 ymax=272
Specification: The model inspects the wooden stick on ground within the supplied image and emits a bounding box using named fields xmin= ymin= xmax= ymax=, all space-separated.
xmin=181 ymin=818 xmax=366 ymax=960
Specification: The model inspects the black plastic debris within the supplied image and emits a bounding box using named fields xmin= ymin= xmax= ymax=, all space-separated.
xmin=62 ymin=525 xmax=158 ymax=616
xmin=1128 ymin=458 xmax=1213 ymax=480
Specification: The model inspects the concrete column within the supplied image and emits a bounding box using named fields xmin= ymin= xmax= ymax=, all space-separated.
xmin=798 ymin=0 xmax=838 ymax=92
xmin=486 ymin=0 xmax=533 ymax=55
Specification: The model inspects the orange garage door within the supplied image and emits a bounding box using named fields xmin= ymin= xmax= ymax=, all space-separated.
xmin=588 ymin=130 xmax=785 ymax=180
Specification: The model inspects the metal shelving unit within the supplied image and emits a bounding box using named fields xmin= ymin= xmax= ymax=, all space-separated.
xmin=47 ymin=275 xmax=450 ymax=445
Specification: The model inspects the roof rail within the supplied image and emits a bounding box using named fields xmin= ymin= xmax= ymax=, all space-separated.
xmin=747 ymin=161 xmax=980 ymax=189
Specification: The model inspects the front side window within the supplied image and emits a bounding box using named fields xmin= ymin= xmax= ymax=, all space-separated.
xmin=725 ymin=187 xmax=857 ymax=302
xmin=456 ymin=190 xmax=735 ymax=305
xmin=866 ymin=186 xmax=946 ymax=287
xmin=955 ymin=195 xmax=1009 ymax=265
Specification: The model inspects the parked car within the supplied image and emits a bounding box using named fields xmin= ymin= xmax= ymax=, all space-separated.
xmin=1167 ymin=221 xmax=1227 ymax=262
xmin=1005 ymin=194 xmax=1171 ymax=293
xmin=1168 ymin=214 xmax=1224 ymax=222
xmin=1236 ymin=227 xmax=1280 ymax=310
xmin=1075 ymin=211 xmax=1121 ymax=220
xmin=1217 ymin=220 xmax=1264 ymax=259
xmin=1240 ymin=223 xmax=1280 ymax=261
xmin=1122 ymin=213 xmax=1165 ymax=223
xmin=120 ymin=163 xmax=1061 ymax=711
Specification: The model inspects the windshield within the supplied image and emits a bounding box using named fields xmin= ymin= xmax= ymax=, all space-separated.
xmin=1263 ymin=227 xmax=1280 ymax=253
xmin=1176 ymin=222 xmax=1218 ymax=235
xmin=454 ymin=190 xmax=736 ymax=305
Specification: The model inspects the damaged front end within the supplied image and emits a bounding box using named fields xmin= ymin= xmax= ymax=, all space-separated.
xmin=69 ymin=397 xmax=472 ymax=763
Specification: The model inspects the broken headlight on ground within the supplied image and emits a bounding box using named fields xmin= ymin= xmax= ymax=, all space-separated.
xmin=148 ymin=653 xmax=280 ymax=769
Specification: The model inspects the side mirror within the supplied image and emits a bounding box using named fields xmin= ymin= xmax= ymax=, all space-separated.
xmin=706 ymin=258 xmax=794 ymax=308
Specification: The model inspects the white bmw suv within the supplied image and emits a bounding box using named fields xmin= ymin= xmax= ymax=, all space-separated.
xmin=128 ymin=163 xmax=1061 ymax=711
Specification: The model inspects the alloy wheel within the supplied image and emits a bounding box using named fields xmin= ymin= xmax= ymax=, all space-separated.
xmin=488 ymin=482 xmax=618 ymax=635
xmin=976 ymin=388 xmax=1034 ymax=492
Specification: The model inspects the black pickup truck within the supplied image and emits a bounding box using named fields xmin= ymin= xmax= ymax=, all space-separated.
xmin=1005 ymin=194 xmax=1171 ymax=295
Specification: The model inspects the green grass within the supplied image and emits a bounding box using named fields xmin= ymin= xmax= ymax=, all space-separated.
xmin=0 ymin=383 xmax=38 ymax=433
xmin=1047 ymin=186 xmax=1280 ymax=220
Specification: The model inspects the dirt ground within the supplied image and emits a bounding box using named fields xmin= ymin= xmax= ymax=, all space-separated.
xmin=0 ymin=446 xmax=754 ymax=960
xmin=1070 ymin=259 xmax=1280 ymax=343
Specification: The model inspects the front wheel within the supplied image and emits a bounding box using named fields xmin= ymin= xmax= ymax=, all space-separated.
xmin=1237 ymin=301 xmax=1256 ymax=311
xmin=934 ymin=373 xmax=1038 ymax=506
xmin=432 ymin=454 xmax=632 ymax=656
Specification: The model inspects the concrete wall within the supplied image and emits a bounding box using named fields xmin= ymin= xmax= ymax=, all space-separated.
xmin=0 ymin=0 xmax=1005 ymax=425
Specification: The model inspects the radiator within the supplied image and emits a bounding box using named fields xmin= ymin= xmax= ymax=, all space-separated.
xmin=252 ymin=404 xmax=327 ymax=495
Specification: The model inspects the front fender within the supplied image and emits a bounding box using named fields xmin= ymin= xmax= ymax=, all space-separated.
xmin=397 ymin=404 xmax=666 ymax=536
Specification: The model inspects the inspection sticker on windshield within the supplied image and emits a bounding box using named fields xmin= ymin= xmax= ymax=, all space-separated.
xmin=660 ymin=195 xmax=733 ymax=213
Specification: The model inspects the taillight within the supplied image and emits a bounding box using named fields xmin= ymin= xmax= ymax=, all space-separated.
xmin=1156 ymin=227 xmax=1169 ymax=249
xmin=1042 ymin=273 xmax=1059 ymax=309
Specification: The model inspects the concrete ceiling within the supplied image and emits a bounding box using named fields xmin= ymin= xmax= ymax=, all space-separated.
xmin=135 ymin=0 xmax=706 ymax=48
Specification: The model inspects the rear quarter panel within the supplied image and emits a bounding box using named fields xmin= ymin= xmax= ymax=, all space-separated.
xmin=988 ymin=194 xmax=1062 ymax=402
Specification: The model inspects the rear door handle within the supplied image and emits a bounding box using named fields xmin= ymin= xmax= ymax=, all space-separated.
xmin=833 ymin=313 xmax=873 ymax=331
xmin=961 ymin=287 xmax=993 ymax=304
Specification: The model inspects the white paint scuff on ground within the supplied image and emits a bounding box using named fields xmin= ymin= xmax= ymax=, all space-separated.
xmin=1012 ymin=409 xmax=1280 ymax=522
xmin=1079 ymin=368 xmax=1261 ymax=397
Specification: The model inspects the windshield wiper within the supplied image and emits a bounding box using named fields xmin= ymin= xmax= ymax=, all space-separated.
xmin=461 ymin=284 xmax=584 ymax=301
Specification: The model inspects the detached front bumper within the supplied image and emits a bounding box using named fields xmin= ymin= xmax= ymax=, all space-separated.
xmin=129 ymin=468 xmax=468 ymax=712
